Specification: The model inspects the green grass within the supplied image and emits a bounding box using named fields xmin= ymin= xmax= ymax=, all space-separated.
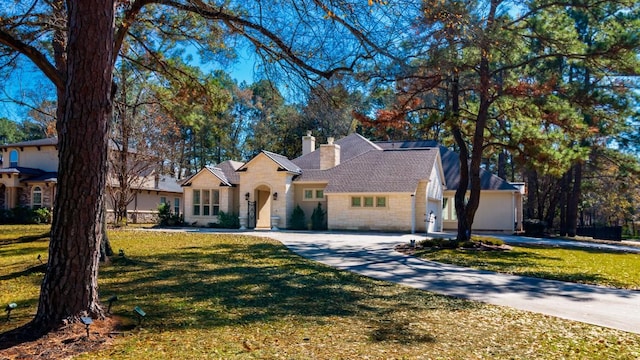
xmin=415 ymin=244 xmax=640 ymax=290
xmin=1 ymin=225 xmax=639 ymax=359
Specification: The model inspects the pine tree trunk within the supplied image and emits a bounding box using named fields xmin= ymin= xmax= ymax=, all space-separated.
xmin=31 ymin=0 xmax=115 ymax=332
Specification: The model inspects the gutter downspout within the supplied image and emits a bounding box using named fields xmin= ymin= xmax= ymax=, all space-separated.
xmin=512 ymin=191 xmax=516 ymax=233
xmin=411 ymin=193 xmax=416 ymax=234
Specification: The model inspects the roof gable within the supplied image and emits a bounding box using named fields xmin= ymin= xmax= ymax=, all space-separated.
xmin=238 ymin=151 xmax=301 ymax=174
xmin=182 ymin=160 xmax=244 ymax=187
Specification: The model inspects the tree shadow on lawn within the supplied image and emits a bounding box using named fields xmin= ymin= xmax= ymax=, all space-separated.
xmin=0 ymin=243 xmax=48 ymax=260
xmin=0 ymin=263 xmax=46 ymax=282
xmin=414 ymin=245 xmax=627 ymax=293
xmin=0 ymin=232 xmax=50 ymax=246
xmin=98 ymin=240 xmax=479 ymax=336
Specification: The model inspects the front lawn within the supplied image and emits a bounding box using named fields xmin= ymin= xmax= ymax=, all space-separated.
xmin=1 ymin=225 xmax=639 ymax=359
xmin=415 ymin=244 xmax=640 ymax=290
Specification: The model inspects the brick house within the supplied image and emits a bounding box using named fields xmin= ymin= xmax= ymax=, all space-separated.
xmin=0 ymin=138 xmax=183 ymax=223
xmin=182 ymin=133 xmax=524 ymax=233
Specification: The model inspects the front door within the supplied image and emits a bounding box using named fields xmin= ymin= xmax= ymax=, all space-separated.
xmin=255 ymin=188 xmax=271 ymax=229
xmin=247 ymin=201 xmax=256 ymax=229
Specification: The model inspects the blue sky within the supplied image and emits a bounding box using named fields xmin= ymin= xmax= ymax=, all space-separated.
xmin=0 ymin=47 xmax=258 ymax=122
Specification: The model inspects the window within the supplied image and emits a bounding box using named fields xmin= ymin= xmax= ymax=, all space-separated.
xmin=351 ymin=196 xmax=386 ymax=209
xmin=32 ymin=186 xmax=42 ymax=209
xmin=351 ymin=196 xmax=361 ymax=207
xmin=203 ymin=190 xmax=211 ymax=216
xmin=9 ymin=150 xmax=18 ymax=167
xmin=174 ymin=198 xmax=180 ymax=215
xmin=193 ymin=189 xmax=219 ymax=216
xmin=304 ymin=190 xmax=313 ymax=199
xmin=364 ymin=197 xmax=374 ymax=207
xmin=212 ymin=190 xmax=220 ymax=215
xmin=193 ymin=190 xmax=201 ymax=216
xmin=160 ymin=196 xmax=167 ymax=204
xmin=304 ymin=188 xmax=325 ymax=201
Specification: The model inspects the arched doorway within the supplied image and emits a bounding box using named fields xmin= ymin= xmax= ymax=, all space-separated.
xmin=254 ymin=185 xmax=272 ymax=229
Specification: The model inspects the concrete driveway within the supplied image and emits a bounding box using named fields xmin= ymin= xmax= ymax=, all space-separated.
xmin=153 ymin=228 xmax=640 ymax=334
xmin=245 ymin=231 xmax=640 ymax=334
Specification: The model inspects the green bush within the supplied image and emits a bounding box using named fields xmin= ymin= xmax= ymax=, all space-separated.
xmin=418 ymin=237 xmax=457 ymax=248
xmin=11 ymin=206 xmax=37 ymax=224
xmin=157 ymin=203 xmax=172 ymax=226
xmin=0 ymin=208 xmax=12 ymax=224
xmin=311 ymin=203 xmax=326 ymax=230
xmin=33 ymin=207 xmax=52 ymax=224
xmin=217 ymin=211 xmax=240 ymax=229
xmin=523 ymin=219 xmax=546 ymax=237
xmin=289 ymin=205 xmax=306 ymax=230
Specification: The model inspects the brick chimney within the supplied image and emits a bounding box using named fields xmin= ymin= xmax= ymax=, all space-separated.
xmin=302 ymin=131 xmax=316 ymax=156
xmin=320 ymin=137 xmax=340 ymax=170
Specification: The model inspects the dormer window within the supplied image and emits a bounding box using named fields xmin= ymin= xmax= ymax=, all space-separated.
xmin=9 ymin=149 xmax=18 ymax=167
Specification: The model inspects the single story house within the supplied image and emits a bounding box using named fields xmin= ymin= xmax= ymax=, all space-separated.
xmin=182 ymin=133 xmax=524 ymax=233
xmin=0 ymin=138 xmax=183 ymax=223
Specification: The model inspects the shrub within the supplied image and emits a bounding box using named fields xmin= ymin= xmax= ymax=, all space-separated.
xmin=311 ymin=203 xmax=327 ymax=230
xmin=217 ymin=211 xmax=240 ymax=229
xmin=418 ymin=237 xmax=457 ymax=248
xmin=0 ymin=209 xmax=10 ymax=224
xmin=12 ymin=206 xmax=36 ymax=224
xmin=289 ymin=205 xmax=306 ymax=230
xmin=523 ymin=219 xmax=546 ymax=237
xmin=33 ymin=207 xmax=52 ymax=224
xmin=157 ymin=203 xmax=172 ymax=226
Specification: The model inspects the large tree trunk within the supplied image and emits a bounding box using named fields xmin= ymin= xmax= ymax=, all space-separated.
xmin=451 ymin=0 xmax=497 ymax=242
xmin=32 ymin=0 xmax=115 ymax=332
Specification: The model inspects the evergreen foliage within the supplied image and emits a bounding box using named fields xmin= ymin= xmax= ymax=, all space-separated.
xmin=289 ymin=205 xmax=307 ymax=230
xmin=217 ymin=211 xmax=240 ymax=229
xmin=311 ymin=203 xmax=327 ymax=231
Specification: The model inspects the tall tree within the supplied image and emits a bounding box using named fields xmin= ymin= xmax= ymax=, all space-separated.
xmin=0 ymin=0 xmax=398 ymax=337
xmin=34 ymin=0 xmax=115 ymax=331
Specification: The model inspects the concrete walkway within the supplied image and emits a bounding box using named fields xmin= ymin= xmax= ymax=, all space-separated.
xmin=244 ymin=231 xmax=640 ymax=335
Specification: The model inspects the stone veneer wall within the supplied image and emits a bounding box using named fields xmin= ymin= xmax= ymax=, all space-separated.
xmin=106 ymin=210 xmax=158 ymax=224
xmin=327 ymin=192 xmax=414 ymax=231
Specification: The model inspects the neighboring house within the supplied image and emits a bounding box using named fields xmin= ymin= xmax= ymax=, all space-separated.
xmin=183 ymin=132 xmax=523 ymax=233
xmin=0 ymin=138 xmax=183 ymax=223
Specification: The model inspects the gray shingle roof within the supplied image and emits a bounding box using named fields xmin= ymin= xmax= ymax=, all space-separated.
xmin=182 ymin=160 xmax=244 ymax=187
xmin=292 ymin=133 xmax=381 ymax=169
xmin=215 ymin=160 xmax=243 ymax=185
xmin=297 ymin=148 xmax=439 ymax=193
xmin=151 ymin=175 xmax=184 ymax=193
xmin=0 ymin=167 xmax=45 ymax=175
xmin=21 ymin=172 xmax=57 ymax=183
xmin=261 ymin=151 xmax=302 ymax=174
xmin=439 ymin=147 xmax=517 ymax=191
xmin=0 ymin=137 xmax=58 ymax=149
xmin=375 ymin=140 xmax=517 ymax=191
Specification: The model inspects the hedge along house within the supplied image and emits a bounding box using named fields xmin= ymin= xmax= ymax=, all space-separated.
xmin=0 ymin=137 xmax=183 ymax=223
xmin=182 ymin=133 xmax=447 ymax=233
